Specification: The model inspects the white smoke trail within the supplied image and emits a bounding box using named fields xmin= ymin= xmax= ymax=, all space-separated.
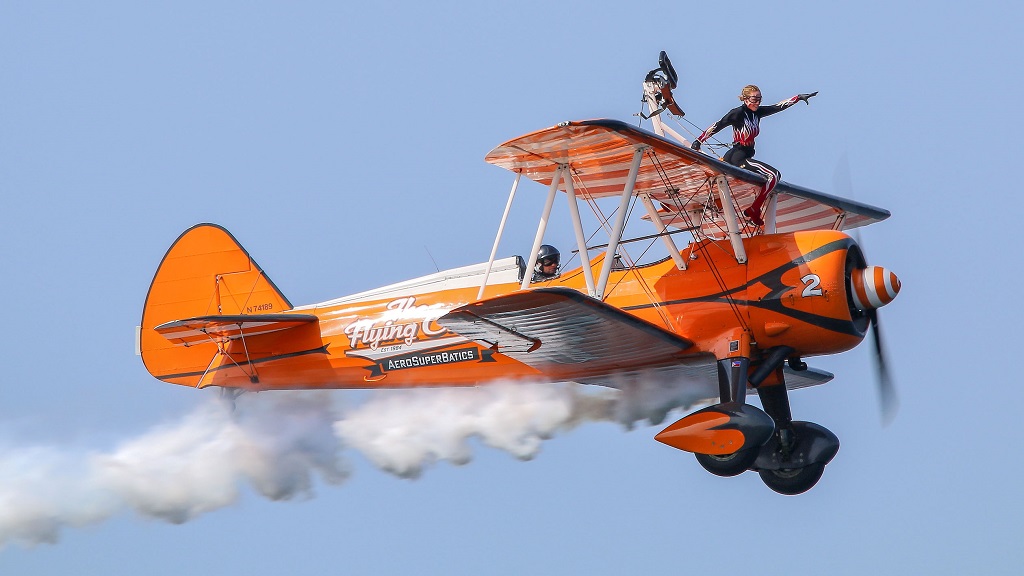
xmin=0 ymin=378 xmax=709 ymax=548
xmin=95 ymin=393 xmax=348 ymax=523
xmin=0 ymin=392 xmax=347 ymax=547
xmin=335 ymin=382 xmax=616 ymax=478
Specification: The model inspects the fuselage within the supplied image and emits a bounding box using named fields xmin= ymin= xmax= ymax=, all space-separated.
xmin=145 ymin=229 xmax=866 ymax=391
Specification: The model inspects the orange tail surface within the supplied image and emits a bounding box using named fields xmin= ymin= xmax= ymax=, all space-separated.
xmin=139 ymin=224 xmax=298 ymax=387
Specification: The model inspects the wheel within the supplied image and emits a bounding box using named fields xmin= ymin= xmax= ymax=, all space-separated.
xmin=695 ymin=448 xmax=759 ymax=477
xmin=758 ymin=462 xmax=826 ymax=495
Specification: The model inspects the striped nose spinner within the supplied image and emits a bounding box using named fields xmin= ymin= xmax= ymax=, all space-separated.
xmin=850 ymin=266 xmax=901 ymax=310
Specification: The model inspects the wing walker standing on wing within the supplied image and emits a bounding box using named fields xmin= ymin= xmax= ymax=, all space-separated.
xmin=138 ymin=52 xmax=900 ymax=495
xmin=690 ymin=84 xmax=818 ymax=227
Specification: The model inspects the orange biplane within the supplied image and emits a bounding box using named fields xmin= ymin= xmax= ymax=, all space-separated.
xmin=138 ymin=53 xmax=899 ymax=494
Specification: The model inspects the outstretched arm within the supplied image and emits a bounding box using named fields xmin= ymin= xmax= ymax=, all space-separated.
xmin=759 ymin=92 xmax=818 ymax=117
xmin=691 ymin=108 xmax=740 ymax=150
xmin=798 ymin=91 xmax=818 ymax=103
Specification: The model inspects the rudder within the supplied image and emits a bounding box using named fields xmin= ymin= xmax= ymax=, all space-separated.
xmin=140 ymin=224 xmax=293 ymax=386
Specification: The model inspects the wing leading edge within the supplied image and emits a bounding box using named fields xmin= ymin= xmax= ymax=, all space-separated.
xmin=437 ymin=287 xmax=694 ymax=380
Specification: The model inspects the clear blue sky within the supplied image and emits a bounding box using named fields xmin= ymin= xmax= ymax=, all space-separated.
xmin=2 ymin=1 xmax=1020 ymax=574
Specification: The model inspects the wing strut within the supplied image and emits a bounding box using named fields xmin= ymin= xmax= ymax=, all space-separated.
xmin=765 ymin=193 xmax=778 ymax=233
xmin=596 ymin=147 xmax=646 ymax=298
xmin=564 ymin=167 xmax=597 ymax=296
xmin=521 ymin=165 xmax=564 ymax=290
xmin=195 ymin=323 xmax=261 ymax=387
xmin=479 ymin=172 xmax=522 ymax=299
xmin=714 ymin=175 xmax=747 ymax=264
xmin=639 ymin=192 xmax=687 ymax=270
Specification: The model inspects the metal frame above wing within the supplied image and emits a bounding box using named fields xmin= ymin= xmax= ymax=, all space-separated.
xmin=485 ymin=119 xmax=765 ymax=203
xmin=485 ymin=120 xmax=891 ymax=236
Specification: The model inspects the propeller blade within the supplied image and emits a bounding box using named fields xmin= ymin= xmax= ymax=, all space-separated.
xmin=837 ymin=154 xmax=899 ymax=424
xmin=833 ymin=151 xmax=861 ymax=241
xmin=867 ymin=309 xmax=899 ymax=425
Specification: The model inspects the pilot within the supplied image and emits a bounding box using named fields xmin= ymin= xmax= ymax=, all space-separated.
xmin=690 ymin=85 xmax=817 ymax=226
xmin=531 ymin=244 xmax=560 ymax=282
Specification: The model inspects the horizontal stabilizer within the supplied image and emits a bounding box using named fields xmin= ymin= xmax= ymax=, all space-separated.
xmin=155 ymin=314 xmax=319 ymax=347
xmin=438 ymin=287 xmax=693 ymax=379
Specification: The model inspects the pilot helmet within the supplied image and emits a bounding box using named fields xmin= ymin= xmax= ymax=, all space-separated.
xmin=535 ymin=244 xmax=560 ymax=277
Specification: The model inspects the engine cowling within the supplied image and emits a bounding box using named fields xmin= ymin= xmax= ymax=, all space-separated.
xmin=745 ymin=232 xmax=899 ymax=358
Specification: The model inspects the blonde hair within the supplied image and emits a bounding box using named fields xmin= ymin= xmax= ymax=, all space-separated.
xmin=739 ymin=85 xmax=761 ymax=101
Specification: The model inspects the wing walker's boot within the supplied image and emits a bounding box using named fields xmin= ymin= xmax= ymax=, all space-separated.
xmin=744 ymin=191 xmax=768 ymax=226
xmin=743 ymin=207 xmax=765 ymax=227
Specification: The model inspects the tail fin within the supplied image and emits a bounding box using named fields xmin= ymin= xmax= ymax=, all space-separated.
xmin=140 ymin=224 xmax=294 ymax=387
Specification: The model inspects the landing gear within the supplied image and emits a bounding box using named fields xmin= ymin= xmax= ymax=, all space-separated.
xmin=657 ymin=352 xmax=840 ymax=495
xmin=758 ymin=463 xmax=826 ymax=495
xmin=754 ymin=380 xmax=839 ymax=495
xmin=656 ymin=358 xmax=775 ymax=473
xmin=753 ymin=421 xmax=837 ymax=495
xmin=693 ymin=360 xmax=766 ymax=477
xmin=696 ymin=447 xmax=759 ymax=477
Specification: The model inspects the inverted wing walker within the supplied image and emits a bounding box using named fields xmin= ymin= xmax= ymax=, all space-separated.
xmin=138 ymin=52 xmax=901 ymax=495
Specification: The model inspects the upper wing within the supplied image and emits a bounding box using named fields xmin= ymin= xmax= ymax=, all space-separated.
xmin=485 ymin=119 xmax=889 ymax=236
xmin=437 ymin=287 xmax=694 ymax=380
xmin=646 ymin=180 xmax=891 ymax=235
xmin=771 ymin=181 xmax=890 ymax=233
xmin=154 ymin=314 xmax=319 ymax=346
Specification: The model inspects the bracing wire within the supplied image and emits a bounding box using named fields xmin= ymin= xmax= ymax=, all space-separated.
xmin=566 ymin=167 xmax=675 ymax=328
xmin=645 ymin=148 xmax=750 ymax=330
